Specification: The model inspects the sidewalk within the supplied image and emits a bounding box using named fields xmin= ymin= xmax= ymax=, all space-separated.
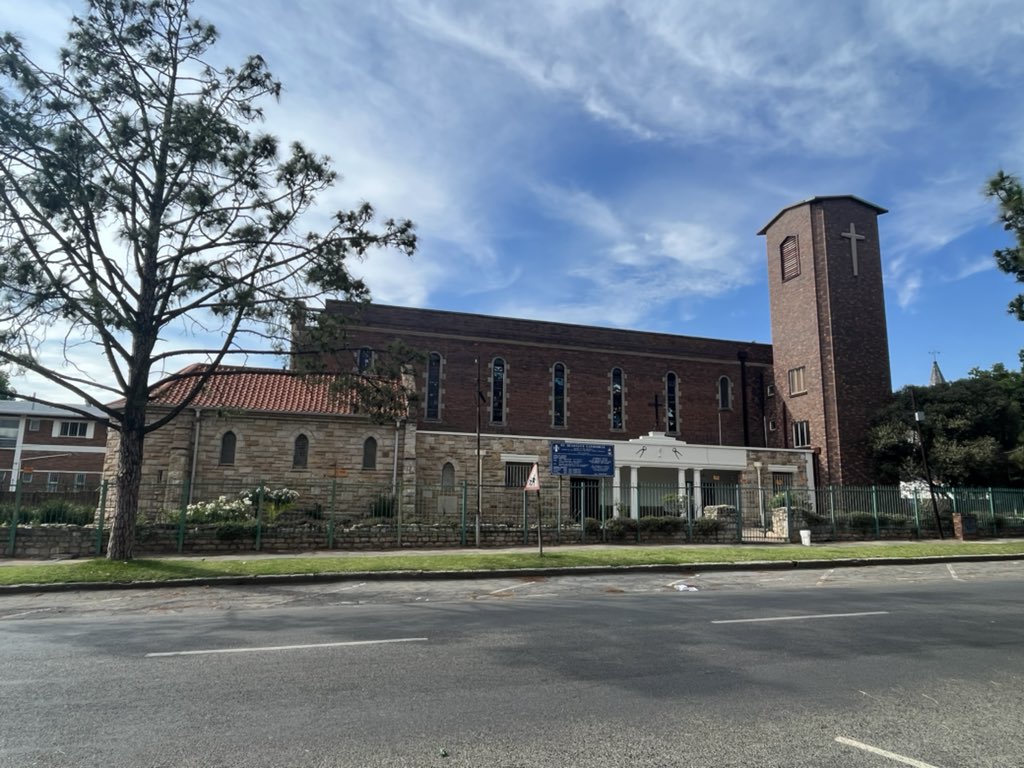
xmin=5 ymin=537 xmax=1012 ymax=566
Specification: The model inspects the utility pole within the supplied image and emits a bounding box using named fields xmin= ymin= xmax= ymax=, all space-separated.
xmin=911 ymin=389 xmax=944 ymax=539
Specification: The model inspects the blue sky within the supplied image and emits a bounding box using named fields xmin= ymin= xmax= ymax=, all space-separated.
xmin=5 ymin=0 xmax=1024 ymax=404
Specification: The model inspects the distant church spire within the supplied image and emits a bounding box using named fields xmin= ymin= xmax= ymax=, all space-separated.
xmin=929 ymin=351 xmax=946 ymax=386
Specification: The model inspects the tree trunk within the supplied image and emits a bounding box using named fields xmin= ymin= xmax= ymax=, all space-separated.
xmin=107 ymin=415 xmax=145 ymax=560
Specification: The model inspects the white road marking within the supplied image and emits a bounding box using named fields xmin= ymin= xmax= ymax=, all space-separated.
xmin=335 ymin=582 xmax=367 ymax=591
xmin=0 ymin=608 xmax=53 ymax=620
xmin=523 ymin=593 xmax=558 ymax=598
xmin=816 ymin=568 xmax=834 ymax=586
xmin=146 ymin=637 xmax=428 ymax=657
xmin=946 ymin=564 xmax=962 ymax=581
xmin=488 ymin=582 xmax=537 ymax=595
xmin=835 ymin=736 xmax=941 ymax=768
xmin=712 ymin=611 xmax=889 ymax=624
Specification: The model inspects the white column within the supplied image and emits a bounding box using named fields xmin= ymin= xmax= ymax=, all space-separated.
xmin=612 ymin=468 xmax=622 ymax=518
xmin=629 ymin=465 xmax=639 ymax=520
xmin=693 ymin=468 xmax=703 ymax=515
xmin=677 ymin=467 xmax=687 ymax=517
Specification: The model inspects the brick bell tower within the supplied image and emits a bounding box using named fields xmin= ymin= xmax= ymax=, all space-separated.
xmin=758 ymin=196 xmax=893 ymax=486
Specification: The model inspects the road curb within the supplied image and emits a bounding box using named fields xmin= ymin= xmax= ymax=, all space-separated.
xmin=1 ymin=552 xmax=1021 ymax=595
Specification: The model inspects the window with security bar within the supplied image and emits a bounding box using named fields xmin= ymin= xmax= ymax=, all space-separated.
xmin=504 ymin=462 xmax=533 ymax=488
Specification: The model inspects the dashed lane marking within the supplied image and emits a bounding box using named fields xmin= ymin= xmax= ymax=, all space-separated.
xmin=146 ymin=637 xmax=428 ymax=657
xmin=835 ymin=736 xmax=942 ymax=767
xmin=712 ymin=611 xmax=889 ymax=625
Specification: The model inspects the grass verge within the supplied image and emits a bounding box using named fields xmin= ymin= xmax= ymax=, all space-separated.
xmin=1 ymin=541 xmax=1023 ymax=587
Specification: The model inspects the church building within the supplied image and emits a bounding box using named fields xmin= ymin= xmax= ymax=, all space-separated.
xmin=305 ymin=195 xmax=893 ymax=516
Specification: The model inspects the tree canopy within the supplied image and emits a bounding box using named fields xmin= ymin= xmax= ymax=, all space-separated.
xmin=0 ymin=367 xmax=14 ymax=399
xmin=986 ymin=170 xmax=1024 ymax=358
xmin=869 ymin=364 xmax=1024 ymax=487
xmin=0 ymin=0 xmax=415 ymax=558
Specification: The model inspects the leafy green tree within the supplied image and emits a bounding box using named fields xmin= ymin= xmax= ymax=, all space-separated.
xmin=986 ymin=171 xmax=1024 ymax=357
xmin=0 ymin=0 xmax=415 ymax=559
xmin=0 ymin=367 xmax=14 ymax=399
xmin=869 ymin=365 xmax=1024 ymax=487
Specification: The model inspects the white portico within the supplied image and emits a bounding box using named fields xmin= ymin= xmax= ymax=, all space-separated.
xmin=610 ymin=431 xmax=750 ymax=518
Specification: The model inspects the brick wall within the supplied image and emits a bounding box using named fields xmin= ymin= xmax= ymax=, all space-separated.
xmin=763 ymin=197 xmax=893 ymax=485
xmin=314 ymin=302 xmax=774 ymax=448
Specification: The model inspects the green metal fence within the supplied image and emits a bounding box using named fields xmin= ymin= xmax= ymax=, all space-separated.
xmin=5 ymin=475 xmax=1024 ymax=557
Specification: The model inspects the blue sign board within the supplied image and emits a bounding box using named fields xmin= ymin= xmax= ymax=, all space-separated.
xmin=550 ymin=442 xmax=615 ymax=477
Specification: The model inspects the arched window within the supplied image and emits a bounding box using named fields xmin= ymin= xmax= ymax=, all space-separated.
xmin=362 ymin=437 xmax=377 ymax=470
xmin=441 ymin=461 xmax=455 ymax=490
xmin=219 ymin=431 xmax=236 ymax=465
xmin=491 ymin=357 xmax=506 ymax=425
xmin=292 ymin=434 xmax=309 ymax=469
xmin=426 ymin=352 xmax=442 ymax=420
xmin=552 ymin=362 xmax=566 ymax=427
xmin=666 ymin=372 xmax=678 ymax=433
xmin=718 ymin=376 xmax=732 ymax=411
xmin=610 ymin=368 xmax=624 ymax=430
xmin=357 ymin=347 xmax=373 ymax=373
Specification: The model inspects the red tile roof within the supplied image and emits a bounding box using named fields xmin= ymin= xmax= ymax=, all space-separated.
xmin=149 ymin=365 xmax=362 ymax=415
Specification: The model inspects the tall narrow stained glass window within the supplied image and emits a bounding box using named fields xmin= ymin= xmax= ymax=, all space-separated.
xmin=426 ymin=352 xmax=442 ymax=420
xmin=611 ymin=367 xmax=624 ymax=430
xmin=491 ymin=358 xmax=506 ymax=424
xmin=666 ymin=372 xmax=678 ymax=433
xmin=718 ymin=376 xmax=732 ymax=410
xmin=552 ymin=363 xmax=566 ymax=427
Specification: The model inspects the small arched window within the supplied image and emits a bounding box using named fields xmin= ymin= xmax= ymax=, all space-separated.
xmin=426 ymin=352 xmax=442 ymax=420
xmin=357 ymin=347 xmax=374 ymax=373
xmin=666 ymin=372 xmax=678 ymax=433
xmin=552 ymin=362 xmax=566 ymax=427
xmin=219 ymin=431 xmax=236 ymax=465
xmin=362 ymin=437 xmax=377 ymax=470
xmin=293 ymin=434 xmax=309 ymax=469
xmin=718 ymin=376 xmax=733 ymax=411
xmin=441 ymin=461 xmax=456 ymax=490
xmin=491 ymin=357 xmax=506 ymax=425
xmin=610 ymin=368 xmax=624 ymax=430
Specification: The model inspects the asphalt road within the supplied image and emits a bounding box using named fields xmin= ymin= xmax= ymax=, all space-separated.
xmin=1 ymin=561 xmax=1022 ymax=767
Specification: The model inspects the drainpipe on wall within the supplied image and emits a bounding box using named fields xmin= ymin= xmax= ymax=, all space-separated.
xmin=392 ymin=419 xmax=402 ymax=495
xmin=188 ymin=409 xmax=202 ymax=504
xmin=737 ymin=350 xmax=750 ymax=446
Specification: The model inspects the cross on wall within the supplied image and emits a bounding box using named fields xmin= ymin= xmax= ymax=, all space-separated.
xmin=841 ymin=223 xmax=866 ymax=276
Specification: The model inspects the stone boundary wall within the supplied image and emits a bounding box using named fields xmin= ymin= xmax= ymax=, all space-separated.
xmin=3 ymin=522 xmax=739 ymax=558
xmin=2 ymin=518 xmax=1018 ymax=559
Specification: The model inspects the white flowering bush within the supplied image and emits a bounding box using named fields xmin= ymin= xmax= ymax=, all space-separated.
xmin=238 ymin=486 xmax=299 ymax=507
xmin=185 ymin=496 xmax=253 ymax=524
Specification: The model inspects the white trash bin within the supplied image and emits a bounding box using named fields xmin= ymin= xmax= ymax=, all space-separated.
xmin=799 ymin=529 xmax=812 ymax=546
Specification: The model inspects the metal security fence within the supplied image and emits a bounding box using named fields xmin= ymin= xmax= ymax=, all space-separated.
xmin=5 ymin=475 xmax=1024 ymax=557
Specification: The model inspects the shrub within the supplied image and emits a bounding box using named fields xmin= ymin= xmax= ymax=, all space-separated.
xmin=186 ymin=496 xmax=252 ymax=524
xmin=848 ymin=512 xmax=876 ymax=534
xmin=603 ymin=517 xmax=638 ymax=538
xmin=693 ymin=517 xmax=723 ymax=536
xmin=33 ymin=500 xmax=94 ymax=526
xmin=238 ymin=485 xmax=300 ymax=507
xmin=370 ymin=493 xmax=396 ymax=517
xmin=800 ymin=509 xmax=825 ymax=526
xmin=638 ymin=516 xmax=685 ymax=534
xmin=583 ymin=517 xmax=602 ymax=536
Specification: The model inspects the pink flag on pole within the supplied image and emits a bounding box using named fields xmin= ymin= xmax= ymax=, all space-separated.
xmin=524 ymin=463 xmax=540 ymax=493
